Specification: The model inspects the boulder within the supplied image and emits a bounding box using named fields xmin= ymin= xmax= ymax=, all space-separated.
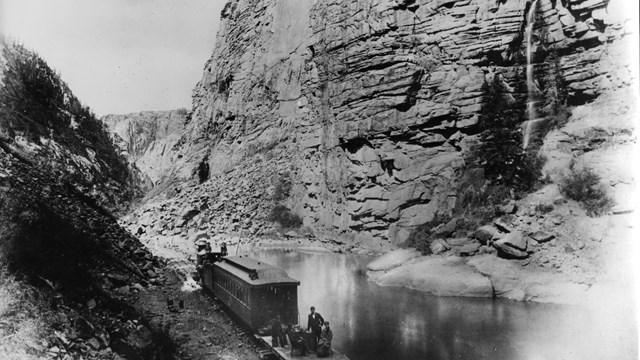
xmin=471 ymin=225 xmax=498 ymax=244
xmin=493 ymin=217 xmax=513 ymax=233
xmin=375 ymin=257 xmax=493 ymax=297
xmin=498 ymin=201 xmax=517 ymax=214
xmin=494 ymin=243 xmax=528 ymax=259
xmin=367 ymin=249 xmax=422 ymax=271
xmin=446 ymin=237 xmax=469 ymax=246
xmin=429 ymin=239 xmax=450 ymax=255
xmin=496 ymin=231 xmax=528 ymax=251
xmin=74 ymin=317 xmax=95 ymax=339
xmin=126 ymin=326 xmax=153 ymax=349
xmin=529 ymin=231 xmax=555 ymax=243
xmin=87 ymin=337 xmax=102 ymax=350
xmin=459 ymin=242 xmax=481 ymax=256
xmin=106 ymin=273 xmax=129 ymax=286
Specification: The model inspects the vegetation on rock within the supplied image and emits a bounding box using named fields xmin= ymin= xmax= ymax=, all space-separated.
xmin=402 ymin=213 xmax=452 ymax=255
xmin=0 ymin=40 xmax=137 ymax=210
xmin=268 ymin=204 xmax=302 ymax=229
xmin=560 ymin=166 xmax=613 ymax=217
xmin=476 ymin=74 xmax=544 ymax=195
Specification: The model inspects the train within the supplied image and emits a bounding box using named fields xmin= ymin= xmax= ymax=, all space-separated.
xmin=200 ymin=255 xmax=300 ymax=331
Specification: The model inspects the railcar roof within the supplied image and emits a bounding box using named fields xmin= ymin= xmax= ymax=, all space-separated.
xmin=214 ymin=255 xmax=300 ymax=286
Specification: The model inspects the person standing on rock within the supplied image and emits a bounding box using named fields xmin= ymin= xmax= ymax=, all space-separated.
xmin=306 ymin=306 xmax=324 ymax=352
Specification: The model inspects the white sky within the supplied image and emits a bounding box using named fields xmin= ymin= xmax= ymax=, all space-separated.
xmin=0 ymin=0 xmax=226 ymax=116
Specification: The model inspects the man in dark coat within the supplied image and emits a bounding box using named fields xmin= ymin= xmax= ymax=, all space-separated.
xmin=317 ymin=322 xmax=333 ymax=358
xmin=306 ymin=306 xmax=324 ymax=351
xmin=270 ymin=315 xmax=287 ymax=348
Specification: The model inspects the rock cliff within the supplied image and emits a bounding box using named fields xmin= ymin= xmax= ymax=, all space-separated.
xmin=138 ymin=0 xmax=635 ymax=250
xmin=102 ymin=110 xmax=187 ymax=190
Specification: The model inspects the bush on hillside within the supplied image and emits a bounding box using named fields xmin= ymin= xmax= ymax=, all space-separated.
xmin=197 ymin=156 xmax=209 ymax=184
xmin=268 ymin=205 xmax=302 ymax=229
xmin=560 ymin=166 xmax=613 ymax=217
xmin=272 ymin=174 xmax=292 ymax=201
xmin=402 ymin=213 xmax=452 ymax=255
xmin=477 ymin=75 xmax=544 ymax=196
xmin=0 ymin=41 xmax=134 ymax=206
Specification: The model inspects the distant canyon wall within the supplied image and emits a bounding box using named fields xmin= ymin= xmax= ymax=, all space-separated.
xmin=102 ymin=110 xmax=187 ymax=189
xmin=172 ymin=0 xmax=633 ymax=249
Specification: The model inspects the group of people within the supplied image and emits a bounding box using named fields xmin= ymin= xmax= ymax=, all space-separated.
xmin=195 ymin=239 xmax=227 ymax=270
xmin=270 ymin=306 xmax=333 ymax=357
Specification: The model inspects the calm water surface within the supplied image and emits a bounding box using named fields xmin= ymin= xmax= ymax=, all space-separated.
xmin=246 ymin=249 xmax=637 ymax=360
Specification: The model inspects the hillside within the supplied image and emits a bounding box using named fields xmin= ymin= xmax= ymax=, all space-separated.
xmin=0 ymin=39 xmax=145 ymax=211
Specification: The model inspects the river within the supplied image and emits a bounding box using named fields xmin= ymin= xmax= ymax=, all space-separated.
xmin=246 ymin=248 xmax=637 ymax=360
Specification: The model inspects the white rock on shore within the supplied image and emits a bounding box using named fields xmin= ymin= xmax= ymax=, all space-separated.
xmin=366 ymin=248 xmax=422 ymax=272
xmin=373 ymin=256 xmax=493 ymax=298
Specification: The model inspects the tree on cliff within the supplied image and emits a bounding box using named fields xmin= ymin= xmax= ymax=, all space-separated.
xmin=477 ymin=74 xmax=542 ymax=195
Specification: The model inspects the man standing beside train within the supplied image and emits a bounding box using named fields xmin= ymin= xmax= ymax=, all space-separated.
xmin=307 ymin=306 xmax=324 ymax=352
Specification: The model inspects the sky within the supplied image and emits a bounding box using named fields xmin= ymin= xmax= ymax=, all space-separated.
xmin=0 ymin=0 xmax=227 ymax=116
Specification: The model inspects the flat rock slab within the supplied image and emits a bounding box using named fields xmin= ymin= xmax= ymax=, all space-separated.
xmin=367 ymin=248 xmax=422 ymax=271
xmin=373 ymin=256 xmax=493 ymax=297
xmin=467 ymin=255 xmax=590 ymax=304
xmin=529 ymin=231 xmax=555 ymax=243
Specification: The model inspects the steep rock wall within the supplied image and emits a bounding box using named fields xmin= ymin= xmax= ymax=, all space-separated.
xmin=170 ymin=0 xmax=634 ymax=249
xmin=102 ymin=110 xmax=187 ymax=187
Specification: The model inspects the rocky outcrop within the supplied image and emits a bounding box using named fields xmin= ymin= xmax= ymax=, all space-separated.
xmin=142 ymin=0 xmax=634 ymax=249
xmin=102 ymin=110 xmax=187 ymax=187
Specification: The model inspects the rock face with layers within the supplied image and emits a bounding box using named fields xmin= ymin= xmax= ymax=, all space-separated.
xmin=159 ymin=0 xmax=633 ymax=249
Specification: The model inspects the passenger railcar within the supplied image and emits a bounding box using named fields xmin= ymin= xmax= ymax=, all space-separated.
xmin=201 ymin=255 xmax=300 ymax=330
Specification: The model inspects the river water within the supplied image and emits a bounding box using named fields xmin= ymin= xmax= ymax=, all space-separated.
xmin=246 ymin=249 xmax=637 ymax=360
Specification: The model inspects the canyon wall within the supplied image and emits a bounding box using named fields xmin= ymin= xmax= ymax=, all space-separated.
xmin=158 ymin=0 xmax=634 ymax=249
xmin=103 ymin=110 xmax=187 ymax=189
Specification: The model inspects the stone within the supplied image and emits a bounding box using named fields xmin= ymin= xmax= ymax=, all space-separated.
xmin=375 ymin=257 xmax=493 ymax=297
xmin=445 ymin=237 xmax=469 ymax=246
xmin=429 ymin=239 xmax=450 ymax=255
xmin=367 ymin=249 xmax=422 ymax=271
xmin=529 ymin=231 xmax=555 ymax=243
xmin=494 ymin=232 xmax=529 ymax=259
xmin=471 ymin=225 xmax=498 ymax=244
xmin=498 ymin=201 xmax=517 ymax=214
xmin=493 ymin=218 xmax=513 ymax=233
xmin=126 ymin=326 xmax=153 ymax=349
xmin=459 ymin=242 xmax=481 ymax=256
xmin=74 ymin=317 xmax=95 ymax=339
xmin=86 ymin=298 xmax=96 ymax=310
xmin=496 ymin=231 xmax=528 ymax=251
xmin=106 ymin=273 xmax=129 ymax=285
xmin=87 ymin=337 xmax=102 ymax=350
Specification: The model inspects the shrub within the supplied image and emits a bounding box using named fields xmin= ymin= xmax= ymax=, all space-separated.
xmin=560 ymin=166 xmax=613 ymax=216
xmin=197 ymin=156 xmax=209 ymax=184
xmin=272 ymin=174 xmax=292 ymax=201
xmin=402 ymin=212 xmax=451 ymax=255
xmin=268 ymin=205 xmax=302 ymax=229
xmin=535 ymin=203 xmax=554 ymax=214
xmin=0 ymin=269 xmax=47 ymax=358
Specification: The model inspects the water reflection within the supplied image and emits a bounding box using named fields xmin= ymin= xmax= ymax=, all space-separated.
xmin=247 ymin=249 xmax=637 ymax=360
